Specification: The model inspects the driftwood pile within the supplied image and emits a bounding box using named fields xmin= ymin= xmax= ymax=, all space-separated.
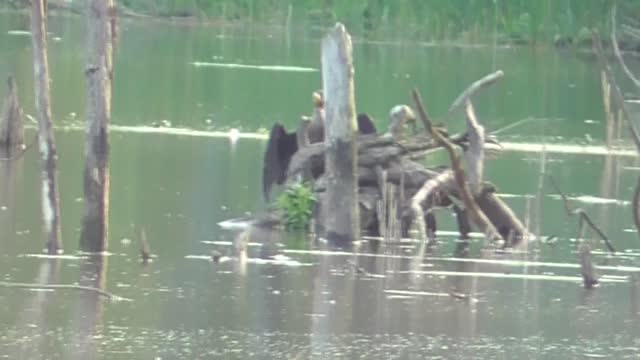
xmin=266 ymin=70 xmax=527 ymax=247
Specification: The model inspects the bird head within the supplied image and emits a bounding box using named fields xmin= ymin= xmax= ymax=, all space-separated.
xmin=312 ymin=90 xmax=324 ymax=109
xmin=388 ymin=105 xmax=417 ymax=140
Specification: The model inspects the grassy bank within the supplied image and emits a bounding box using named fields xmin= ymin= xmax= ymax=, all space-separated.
xmin=3 ymin=0 xmax=639 ymax=47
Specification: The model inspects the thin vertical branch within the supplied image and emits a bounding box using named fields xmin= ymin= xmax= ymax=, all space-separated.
xmin=31 ymin=0 xmax=62 ymax=254
xmin=592 ymin=32 xmax=640 ymax=153
xmin=549 ymin=176 xmax=615 ymax=255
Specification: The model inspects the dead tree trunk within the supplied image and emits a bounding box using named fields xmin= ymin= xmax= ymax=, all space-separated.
xmin=30 ymin=0 xmax=62 ymax=254
xmin=80 ymin=0 xmax=115 ymax=252
xmin=0 ymin=75 xmax=25 ymax=149
xmin=321 ymin=23 xmax=359 ymax=243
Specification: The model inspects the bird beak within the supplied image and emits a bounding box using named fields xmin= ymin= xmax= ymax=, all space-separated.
xmin=312 ymin=91 xmax=324 ymax=108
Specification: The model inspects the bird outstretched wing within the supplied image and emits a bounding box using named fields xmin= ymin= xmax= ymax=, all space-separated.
xmin=357 ymin=113 xmax=377 ymax=135
xmin=262 ymin=123 xmax=298 ymax=202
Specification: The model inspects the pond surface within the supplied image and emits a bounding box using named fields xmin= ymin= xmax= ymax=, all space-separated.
xmin=1 ymin=12 xmax=640 ymax=359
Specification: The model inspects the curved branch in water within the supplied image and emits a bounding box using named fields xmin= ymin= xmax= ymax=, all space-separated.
xmin=0 ymin=281 xmax=131 ymax=301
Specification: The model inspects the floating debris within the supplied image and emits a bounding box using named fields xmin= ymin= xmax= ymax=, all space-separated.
xmin=7 ymin=30 xmax=31 ymax=36
xmin=21 ymin=253 xmax=87 ymax=260
xmin=501 ymin=142 xmax=637 ymax=157
xmin=391 ymin=270 xmax=628 ymax=283
xmin=191 ymin=61 xmax=318 ymax=72
xmin=384 ymin=289 xmax=450 ymax=297
xmin=185 ymin=254 xmax=312 ymax=267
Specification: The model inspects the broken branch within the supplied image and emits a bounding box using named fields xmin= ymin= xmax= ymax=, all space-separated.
xmin=412 ymin=89 xmax=502 ymax=243
xmin=448 ymin=70 xmax=504 ymax=114
xmin=549 ymin=176 xmax=615 ymax=255
xmin=410 ymin=170 xmax=454 ymax=242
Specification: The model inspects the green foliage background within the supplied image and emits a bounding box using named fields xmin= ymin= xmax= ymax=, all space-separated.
xmin=2 ymin=0 xmax=639 ymax=45
xmin=113 ymin=0 xmax=639 ymax=45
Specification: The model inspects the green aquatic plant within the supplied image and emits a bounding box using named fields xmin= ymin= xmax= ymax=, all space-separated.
xmin=275 ymin=182 xmax=316 ymax=231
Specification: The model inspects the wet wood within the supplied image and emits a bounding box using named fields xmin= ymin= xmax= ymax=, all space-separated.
xmin=0 ymin=280 xmax=128 ymax=301
xmin=578 ymin=242 xmax=598 ymax=289
xmin=476 ymin=189 xmax=527 ymax=244
xmin=138 ymin=227 xmax=152 ymax=264
xmin=31 ymin=0 xmax=63 ymax=254
xmin=0 ymin=76 xmax=24 ymax=148
xmin=80 ymin=0 xmax=115 ymax=252
xmin=411 ymin=170 xmax=453 ymax=242
xmin=321 ymin=23 xmax=359 ymax=243
xmin=550 ymin=176 xmax=615 ymax=254
xmin=265 ymin=66 xmax=525 ymax=244
xmin=287 ymin=134 xmax=441 ymax=180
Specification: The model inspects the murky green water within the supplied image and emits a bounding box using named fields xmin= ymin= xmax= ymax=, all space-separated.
xmin=1 ymin=12 xmax=640 ymax=359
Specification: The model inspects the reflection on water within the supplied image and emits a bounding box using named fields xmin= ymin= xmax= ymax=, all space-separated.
xmin=10 ymin=259 xmax=60 ymax=359
xmin=0 ymin=11 xmax=640 ymax=360
xmin=70 ymin=256 xmax=107 ymax=360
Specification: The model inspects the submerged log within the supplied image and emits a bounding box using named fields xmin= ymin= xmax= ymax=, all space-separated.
xmin=321 ymin=23 xmax=359 ymax=243
xmin=475 ymin=187 xmax=526 ymax=244
xmin=0 ymin=76 xmax=24 ymax=148
xmin=31 ymin=0 xmax=63 ymax=254
xmin=80 ymin=0 xmax=115 ymax=252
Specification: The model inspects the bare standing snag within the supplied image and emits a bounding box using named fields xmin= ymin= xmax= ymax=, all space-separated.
xmin=321 ymin=23 xmax=359 ymax=243
xmin=31 ymin=0 xmax=62 ymax=254
xmin=0 ymin=76 xmax=24 ymax=149
xmin=81 ymin=0 xmax=116 ymax=252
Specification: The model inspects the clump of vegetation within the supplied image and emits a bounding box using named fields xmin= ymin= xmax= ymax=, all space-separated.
xmin=275 ymin=182 xmax=316 ymax=230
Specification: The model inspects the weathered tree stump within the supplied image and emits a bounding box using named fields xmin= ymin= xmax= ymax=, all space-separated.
xmin=0 ymin=75 xmax=24 ymax=149
xmin=321 ymin=23 xmax=359 ymax=244
xmin=80 ymin=0 xmax=115 ymax=252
